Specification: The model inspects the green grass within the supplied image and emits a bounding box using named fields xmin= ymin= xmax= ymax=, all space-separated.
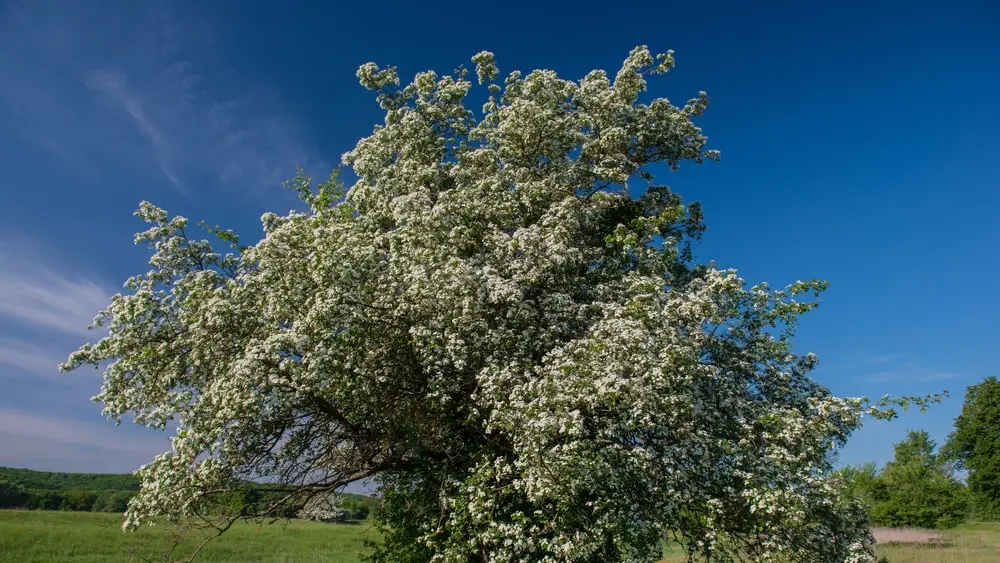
xmin=0 ymin=510 xmax=377 ymax=562
xmin=3 ymin=510 xmax=1000 ymax=562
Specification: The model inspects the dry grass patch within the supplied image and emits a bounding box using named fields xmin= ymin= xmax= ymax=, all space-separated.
xmin=872 ymin=527 xmax=948 ymax=545
xmin=874 ymin=522 xmax=1000 ymax=563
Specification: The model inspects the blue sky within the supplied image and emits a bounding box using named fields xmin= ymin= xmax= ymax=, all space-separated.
xmin=0 ymin=0 xmax=996 ymax=475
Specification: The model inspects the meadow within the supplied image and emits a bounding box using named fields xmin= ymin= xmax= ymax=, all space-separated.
xmin=0 ymin=510 xmax=375 ymax=562
xmin=1 ymin=510 xmax=999 ymax=562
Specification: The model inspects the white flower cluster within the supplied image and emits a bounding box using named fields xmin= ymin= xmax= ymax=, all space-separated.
xmin=298 ymin=493 xmax=348 ymax=523
xmin=64 ymin=47 xmax=880 ymax=561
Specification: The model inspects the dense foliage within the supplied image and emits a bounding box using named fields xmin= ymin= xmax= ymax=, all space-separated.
xmin=0 ymin=467 xmax=373 ymax=519
xmin=839 ymin=431 xmax=967 ymax=529
xmin=62 ymin=47 xmax=936 ymax=562
xmin=944 ymin=376 xmax=1000 ymax=520
xmin=0 ymin=466 xmax=139 ymax=491
xmin=0 ymin=467 xmax=136 ymax=513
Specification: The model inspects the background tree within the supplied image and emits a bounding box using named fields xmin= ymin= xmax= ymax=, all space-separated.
xmin=0 ymin=467 xmax=138 ymax=513
xmin=0 ymin=467 xmax=139 ymax=491
xmin=841 ymin=431 xmax=967 ymax=529
xmin=62 ymin=46 xmax=935 ymax=562
xmin=836 ymin=462 xmax=886 ymax=517
xmin=944 ymin=376 xmax=1000 ymax=520
xmin=298 ymin=493 xmax=349 ymax=523
xmin=92 ymin=491 xmax=134 ymax=513
xmin=338 ymin=496 xmax=370 ymax=521
xmin=0 ymin=477 xmax=27 ymax=509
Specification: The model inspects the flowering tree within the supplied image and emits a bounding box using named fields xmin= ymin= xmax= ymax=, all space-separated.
xmin=297 ymin=492 xmax=348 ymax=523
xmin=64 ymin=47 xmax=927 ymax=561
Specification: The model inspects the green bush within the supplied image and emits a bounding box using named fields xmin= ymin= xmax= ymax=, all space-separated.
xmin=0 ymin=478 xmax=28 ymax=508
xmin=840 ymin=430 xmax=968 ymax=529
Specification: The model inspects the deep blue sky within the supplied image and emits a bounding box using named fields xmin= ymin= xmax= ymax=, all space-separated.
xmin=0 ymin=0 xmax=996 ymax=474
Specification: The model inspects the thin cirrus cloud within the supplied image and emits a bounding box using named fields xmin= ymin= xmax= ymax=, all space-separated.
xmin=0 ymin=409 xmax=169 ymax=473
xmin=0 ymin=245 xmax=110 ymax=338
xmin=0 ymin=0 xmax=328 ymax=197
xmin=0 ymin=243 xmax=167 ymax=472
xmin=84 ymin=69 xmax=184 ymax=193
xmin=814 ymin=352 xmax=965 ymax=384
xmin=0 ymin=338 xmax=70 ymax=380
xmin=867 ymin=370 xmax=965 ymax=383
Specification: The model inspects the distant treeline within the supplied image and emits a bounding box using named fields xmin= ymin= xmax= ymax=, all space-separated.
xmin=0 ymin=467 xmax=375 ymax=520
xmin=0 ymin=467 xmax=139 ymax=512
xmin=0 ymin=466 xmax=140 ymax=491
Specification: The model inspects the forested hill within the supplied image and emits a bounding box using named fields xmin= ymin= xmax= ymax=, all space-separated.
xmin=0 ymin=467 xmax=375 ymax=518
xmin=0 ymin=466 xmax=139 ymax=491
xmin=0 ymin=467 xmax=139 ymax=512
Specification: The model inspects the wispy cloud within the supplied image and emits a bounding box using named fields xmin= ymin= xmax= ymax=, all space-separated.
xmin=865 ymin=364 xmax=965 ymax=384
xmin=867 ymin=369 xmax=965 ymax=383
xmin=0 ymin=1 xmax=327 ymax=196
xmin=861 ymin=353 xmax=906 ymax=365
xmin=0 ymin=338 xmax=69 ymax=379
xmin=0 ymin=410 xmax=152 ymax=454
xmin=0 ymin=244 xmax=109 ymax=337
xmin=815 ymin=352 xmax=965 ymax=384
xmin=85 ymin=70 xmax=184 ymax=193
xmin=816 ymin=352 xmax=906 ymax=373
xmin=0 ymin=409 xmax=168 ymax=473
xmin=917 ymin=372 xmax=964 ymax=382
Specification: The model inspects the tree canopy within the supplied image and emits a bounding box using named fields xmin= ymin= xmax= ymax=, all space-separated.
xmin=944 ymin=376 xmax=1000 ymax=519
xmin=0 ymin=467 xmax=138 ymax=512
xmin=840 ymin=431 xmax=967 ymax=529
xmin=0 ymin=466 xmax=139 ymax=492
xmin=64 ymin=46 xmax=928 ymax=562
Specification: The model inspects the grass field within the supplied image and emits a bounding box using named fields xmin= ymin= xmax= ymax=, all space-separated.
xmin=0 ymin=510 xmax=377 ymax=562
xmin=2 ymin=510 xmax=999 ymax=562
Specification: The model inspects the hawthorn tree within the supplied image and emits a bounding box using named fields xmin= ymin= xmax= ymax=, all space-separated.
xmin=64 ymin=47 xmax=928 ymax=562
xmin=944 ymin=376 xmax=1000 ymax=519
